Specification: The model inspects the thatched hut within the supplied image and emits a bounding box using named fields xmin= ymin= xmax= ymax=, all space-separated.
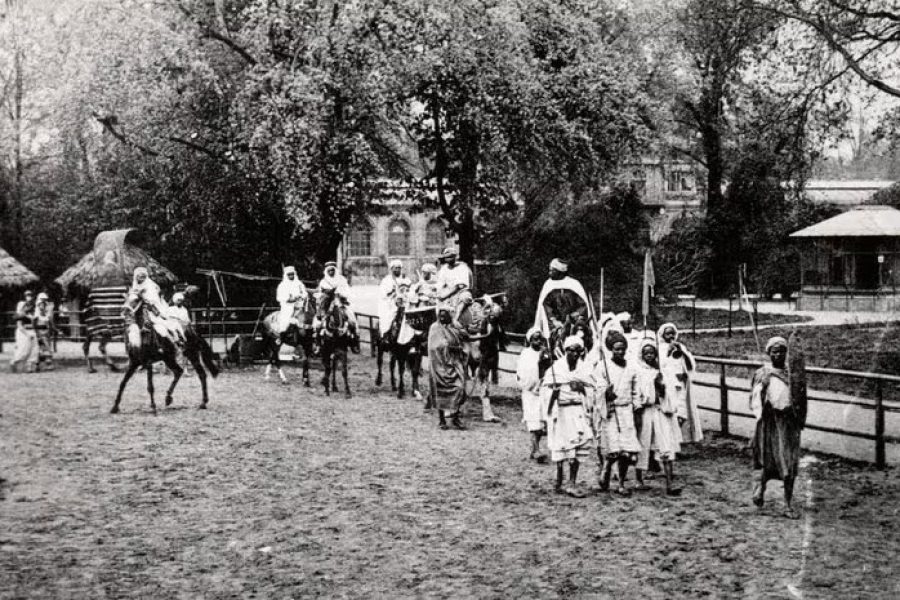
xmin=0 ymin=246 xmax=39 ymax=290
xmin=56 ymin=229 xmax=177 ymax=294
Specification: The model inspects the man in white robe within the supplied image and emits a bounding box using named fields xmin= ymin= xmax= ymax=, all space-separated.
xmin=517 ymin=327 xmax=552 ymax=462
xmin=277 ymin=266 xmax=307 ymax=334
xmin=436 ymin=248 xmax=472 ymax=306
xmin=617 ymin=312 xmax=643 ymax=361
xmin=658 ymin=322 xmax=703 ymax=443
xmin=378 ymin=259 xmax=410 ymax=336
xmin=533 ymin=258 xmax=596 ymax=356
xmin=317 ymin=261 xmax=356 ymax=330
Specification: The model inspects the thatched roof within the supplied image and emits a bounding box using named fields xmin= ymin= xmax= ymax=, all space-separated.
xmin=790 ymin=205 xmax=900 ymax=238
xmin=0 ymin=246 xmax=39 ymax=288
xmin=55 ymin=228 xmax=177 ymax=291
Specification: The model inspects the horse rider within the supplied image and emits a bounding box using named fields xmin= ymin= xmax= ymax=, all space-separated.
xmin=316 ymin=260 xmax=357 ymax=330
xmin=379 ymin=259 xmax=411 ymax=338
xmin=126 ymin=267 xmax=185 ymax=346
xmin=409 ymin=263 xmax=439 ymax=307
xmin=436 ymin=248 xmax=472 ymax=307
xmin=276 ymin=266 xmax=308 ymax=340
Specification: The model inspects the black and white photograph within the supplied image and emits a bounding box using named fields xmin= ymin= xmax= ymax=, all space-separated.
xmin=2 ymin=0 xmax=900 ymax=597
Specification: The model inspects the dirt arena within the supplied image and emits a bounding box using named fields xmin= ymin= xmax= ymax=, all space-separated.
xmin=2 ymin=357 xmax=899 ymax=599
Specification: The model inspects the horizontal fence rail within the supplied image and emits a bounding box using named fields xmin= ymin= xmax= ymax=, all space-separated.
xmin=4 ymin=307 xmax=897 ymax=468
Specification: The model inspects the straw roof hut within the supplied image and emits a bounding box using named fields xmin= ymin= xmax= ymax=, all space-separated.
xmin=0 ymin=246 xmax=39 ymax=289
xmin=56 ymin=229 xmax=177 ymax=294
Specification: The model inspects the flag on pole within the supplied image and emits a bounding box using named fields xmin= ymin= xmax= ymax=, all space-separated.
xmin=642 ymin=249 xmax=655 ymax=325
xmin=738 ymin=264 xmax=751 ymax=313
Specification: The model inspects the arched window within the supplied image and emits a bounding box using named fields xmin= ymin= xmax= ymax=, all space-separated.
xmin=425 ymin=219 xmax=446 ymax=255
xmin=388 ymin=219 xmax=411 ymax=256
xmin=347 ymin=220 xmax=373 ymax=257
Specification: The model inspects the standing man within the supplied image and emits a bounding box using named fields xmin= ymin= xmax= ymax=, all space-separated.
xmin=749 ymin=336 xmax=807 ymax=518
xmin=10 ymin=290 xmax=37 ymax=373
xmin=378 ymin=259 xmax=409 ymax=337
xmin=617 ymin=312 xmax=642 ymax=361
xmin=436 ymin=248 xmax=472 ymax=306
xmin=534 ymin=258 xmax=594 ymax=356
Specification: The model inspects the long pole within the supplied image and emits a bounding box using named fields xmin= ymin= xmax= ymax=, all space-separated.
xmin=599 ymin=268 xmax=604 ymax=317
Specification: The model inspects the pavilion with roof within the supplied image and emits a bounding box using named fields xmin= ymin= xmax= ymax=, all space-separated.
xmin=791 ymin=205 xmax=900 ymax=311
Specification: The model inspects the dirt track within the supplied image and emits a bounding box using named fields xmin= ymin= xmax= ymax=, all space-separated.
xmin=2 ymin=357 xmax=899 ymax=598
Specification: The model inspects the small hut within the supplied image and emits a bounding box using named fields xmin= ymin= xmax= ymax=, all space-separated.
xmin=56 ymin=229 xmax=177 ymax=294
xmin=0 ymin=246 xmax=39 ymax=290
xmin=791 ymin=205 xmax=900 ymax=311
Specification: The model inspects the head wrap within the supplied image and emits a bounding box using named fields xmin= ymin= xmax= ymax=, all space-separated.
xmin=441 ymin=248 xmax=457 ymax=260
xmin=172 ymin=292 xmax=185 ymax=304
xmin=640 ymin=337 xmax=657 ymax=352
xmin=24 ymin=290 xmax=34 ymax=297
xmin=489 ymin=304 xmax=503 ymax=318
xmin=525 ymin=326 xmax=542 ymax=341
xmin=549 ymin=258 xmax=568 ymax=273
xmin=133 ymin=267 xmax=149 ymax=278
xmin=458 ymin=289 xmax=473 ymax=304
xmin=389 ymin=259 xmax=403 ymax=269
xmin=422 ymin=263 xmax=437 ymax=274
xmin=563 ymin=335 xmax=584 ymax=350
xmin=617 ymin=311 xmax=632 ymax=323
xmin=37 ymin=292 xmax=49 ymax=302
xmin=658 ymin=322 xmax=678 ymax=340
xmin=765 ymin=336 xmax=788 ymax=353
xmin=605 ymin=329 xmax=627 ymax=351
xmin=283 ymin=266 xmax=297 ymax=277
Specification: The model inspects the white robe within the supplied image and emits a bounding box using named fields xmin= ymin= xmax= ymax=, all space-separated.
xmin=131 ymin=279 xmax=184 ymax=342
xmin=378 ymin=274 xmax=406 ymax=335
xmin=276 ymin=278 xmax=306 ymax=333
xmin=659 ymin=341 xmax=703 ymax=443
xmin=542 ymin=357 xmax=595 ymax=461
xmin=436 ymin=262 xmax=472 ymax=304
xmin=533 ymin=275 xmax=596 ymax=340
xmin=634 ymin=362 xmax=682 ymax=468
xmin=516 ymin=347 xmax=545 ymax=432
xmin=594 ymin=359 xmax=642 ymax=456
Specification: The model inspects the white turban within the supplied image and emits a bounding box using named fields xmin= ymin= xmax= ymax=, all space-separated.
xmin=765 ymin=336 xmax=788 ymax=353
xmin=283 ymin=266 xmax=296 ymax=277
xmin=658 ymin=322 xmax=678 ymax=340
xmin=172 ymin=292 xmax=185 ymax=303
xmin=563 ymin=335 xmax=584 ymax=350
xmin=525 ymin=326 xmax=542 ymax=341
xmin=617 ymin=311 xmax=632 ymax=322
xmin=422 ymin=263 xmax=437 ymax=274
xmin=389 ymin=259 xmax=403 ymax=269
xmin=639 ymin=337 xmax=657 ymax=352
xmin=549 ymin=258 xmax=568 ymax=273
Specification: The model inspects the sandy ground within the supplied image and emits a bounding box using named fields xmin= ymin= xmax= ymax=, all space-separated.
xmin=2 ymin=358 xmax=900 ymax=599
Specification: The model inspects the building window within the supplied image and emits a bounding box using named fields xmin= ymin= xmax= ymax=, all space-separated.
xmin=347 ymin=221 xmax=373 ymax=257
xmin=425 ymin=219 xmax=446 ymax=255
xmin=666 ymin=169 xmax=694 ymax=193
xmin=388 ymin=219 xmax=411 ymax=256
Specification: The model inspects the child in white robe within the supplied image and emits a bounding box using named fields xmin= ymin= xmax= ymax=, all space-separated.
xmin=516 ymin=327 xmax=552 ymax=462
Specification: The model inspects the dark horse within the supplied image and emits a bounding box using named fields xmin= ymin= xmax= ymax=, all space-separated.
xmin=318 ymin=291 xmax=353 ymax=398
xmin=111 ymin=301 xmax=219 ymax=414
xmin=258 ymin=295 xmax=317 ymax=386
xmin=375 ymin=304 xmax=425 ymax=400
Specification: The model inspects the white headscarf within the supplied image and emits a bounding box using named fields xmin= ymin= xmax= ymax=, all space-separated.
xmin=278 ymin=266 xmax=304 ymax=303
xmin=563 ymin=335 xmax=584 ymax=350
xmin=549 ymin=258 xmax=568 ymax=273
xmin=389 ymin=259 xmax=403 ymax=269
xmin=658 ymin=322 xmax=678 ymax=341
xmin=765 ymin=336 xmax=788 ymax=353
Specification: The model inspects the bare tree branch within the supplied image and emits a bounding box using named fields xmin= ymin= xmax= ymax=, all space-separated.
xmin=173 ymin=1 xmax=257 ymax=66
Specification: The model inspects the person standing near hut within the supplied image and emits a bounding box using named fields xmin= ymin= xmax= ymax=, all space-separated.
xmin=634 ymin=338 xmax=682 ymax=496
xmin=750 ymin=336 xmax=807 ymax=518
xmin=658 ymin=323 xmax=703 ymax=444
xmin=517 ymin=328 xmax=553 ymax=462
xmin=595 ymin=330 xmax=642 ymax=496
xmin=10 ymin=290 xmax=37 ymax=373
xmin=542 ymin=336 xmax=595 ymax=497
xmin=428 ymin=303 xmax=469 ymax=430
xmin=34 ymin=293 xmax=59 ymax=371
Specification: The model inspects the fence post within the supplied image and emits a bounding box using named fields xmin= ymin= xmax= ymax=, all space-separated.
xmin=720 ymin=363 xmax=729 ymax=435
xmin=727 ymin=297 xmax=733 ymax=338
xmin=692 ymin=297 xmax=696 ymax=336
xmin=876 ymin=380 xmax=886 ymax=470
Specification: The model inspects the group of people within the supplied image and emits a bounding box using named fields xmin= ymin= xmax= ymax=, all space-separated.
xmin=514 ymin=258 xmax=806 ymax=516
xmin=9 ymin=289 xmax=58 ymax=373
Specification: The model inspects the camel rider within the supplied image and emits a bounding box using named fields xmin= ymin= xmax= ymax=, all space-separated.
xmin=277 ymin=266 xmax=307 ymax=335
xmin=127 ymin=267 xmax=185 ymax=345
xmin=378 ymin=259 xmax=411 ymax=337
xmin=409 ymin=263 xmax=439 ymax=307
xmin=436 ymin=248 xmax=472 ymax=307
xmin=534 ymin=258 xmax=594 ymax=357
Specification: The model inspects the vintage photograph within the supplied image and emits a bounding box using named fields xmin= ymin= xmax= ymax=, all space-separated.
xmin=1 ymin=0 xmax=899 ymax=597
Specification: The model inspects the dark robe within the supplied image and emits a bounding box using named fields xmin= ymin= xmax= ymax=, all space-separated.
xmin=750 ymin=366 xmax=806 ymax=482
xmin=428 ymin=322 xmax=467 ymax=412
